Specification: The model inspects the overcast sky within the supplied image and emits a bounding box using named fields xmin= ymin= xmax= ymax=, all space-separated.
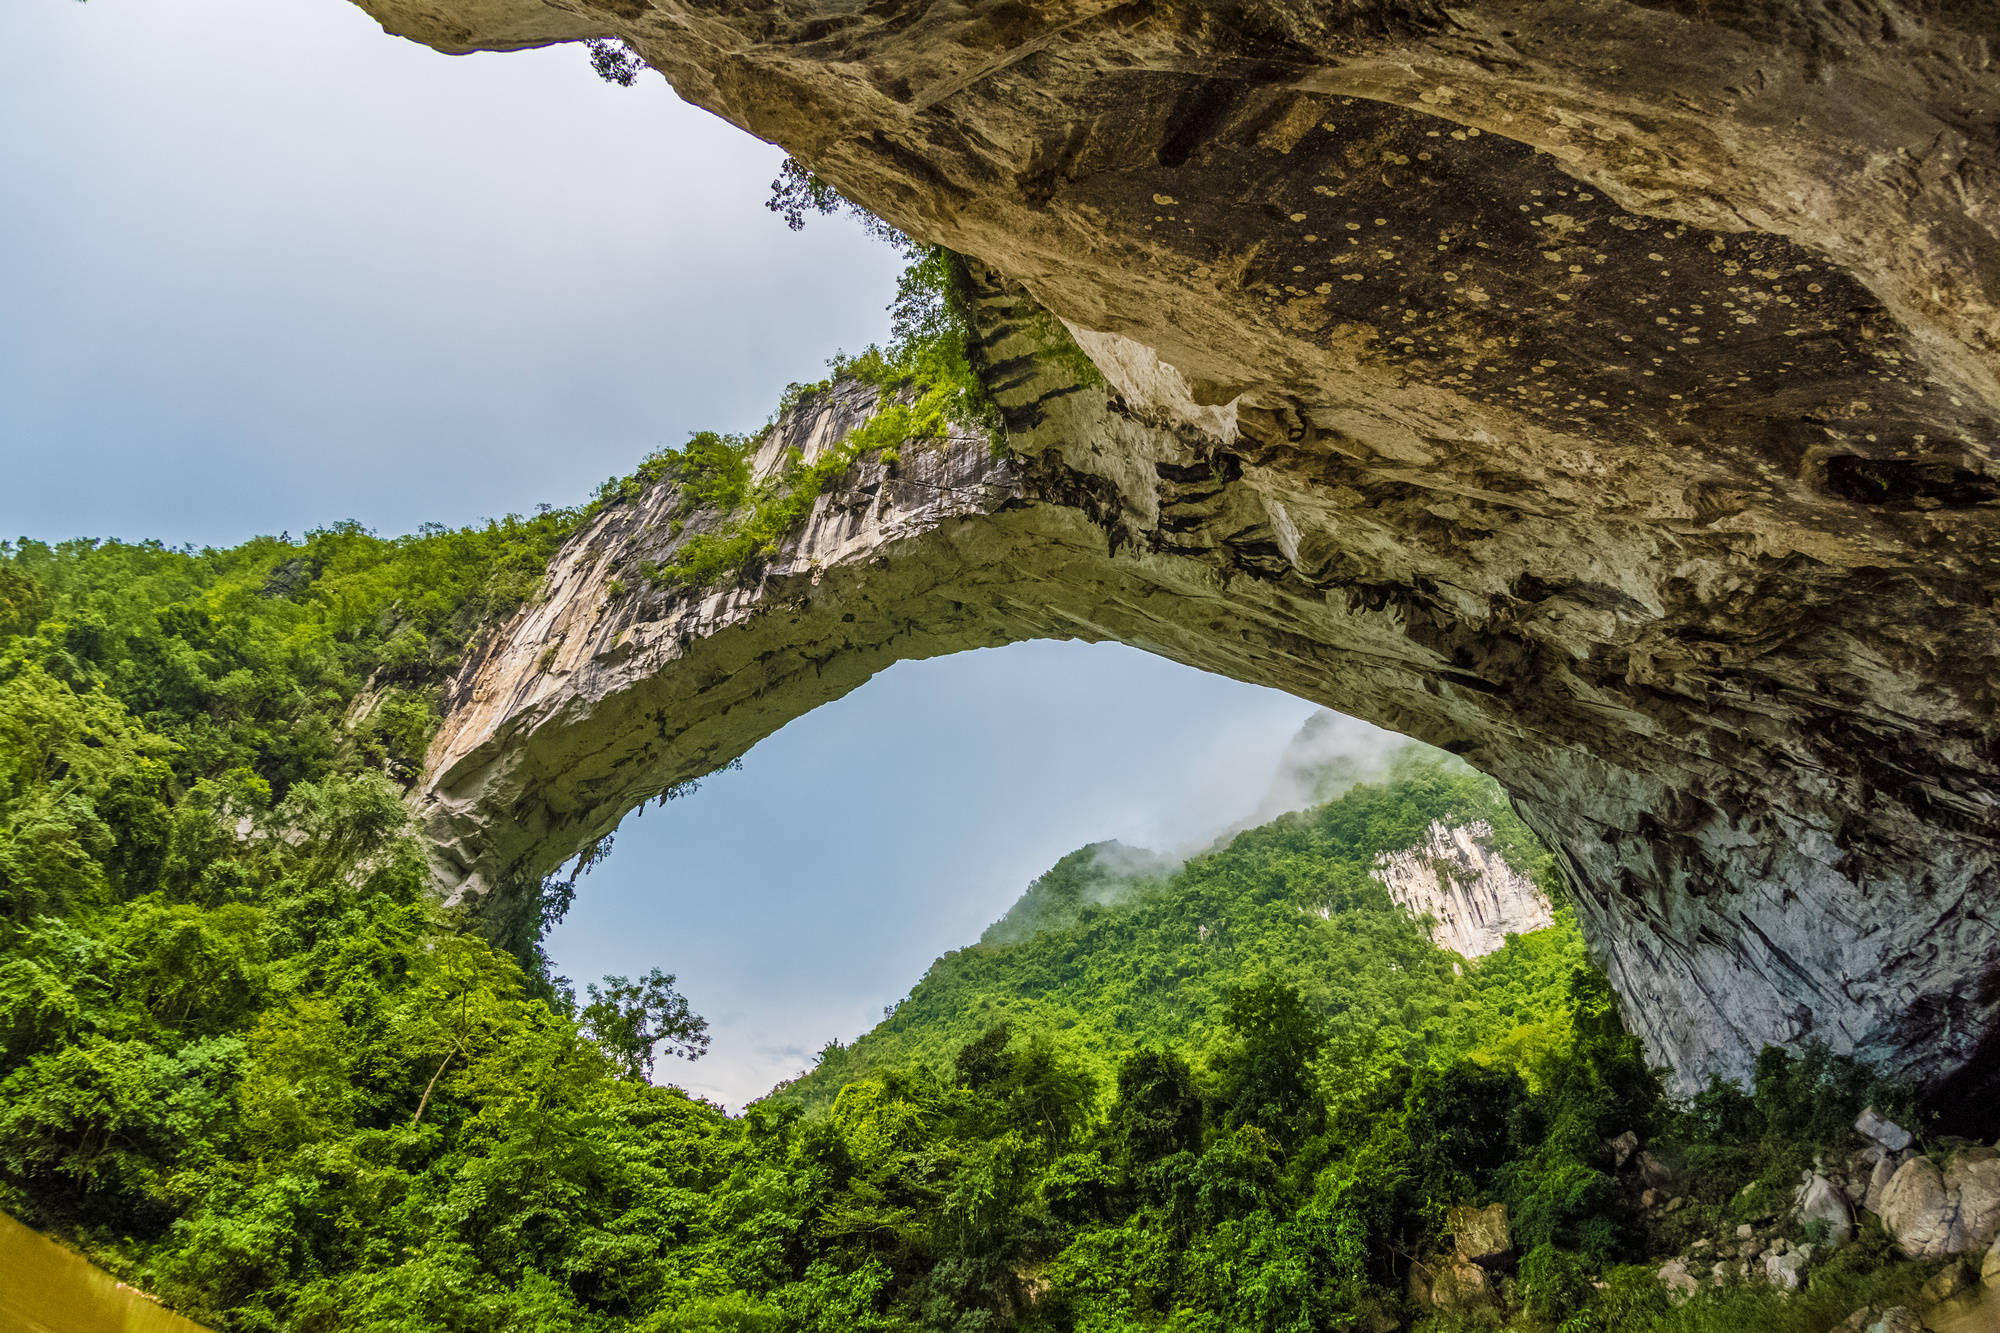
xmin=1 ymin=0 xmax=1378 ymax=1108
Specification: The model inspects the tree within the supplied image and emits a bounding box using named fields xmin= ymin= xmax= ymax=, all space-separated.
xmin=579 ymin=969 xmax=709 ymax=1080
xmin=1216 ymin=981 xmax=1328 ymax=1144
xmin=585 ymin=38 xmax=645 ymax=87
xmin=1114 ymin=1046 xmax=1205 ymax=1168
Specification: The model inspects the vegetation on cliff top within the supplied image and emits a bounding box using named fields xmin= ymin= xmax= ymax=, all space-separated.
xmin=575 ymin=159 xmax=1099 ymax=597
xmin=599 ymin=240 xmax=1005 ymax=593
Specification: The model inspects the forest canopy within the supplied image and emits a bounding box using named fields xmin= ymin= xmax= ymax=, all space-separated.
xmin=0 ymin=524 xmax=1918 ymax=1333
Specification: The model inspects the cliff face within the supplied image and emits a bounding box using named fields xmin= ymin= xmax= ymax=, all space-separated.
xmin=418 ymin=379 xmax=1034 ymax=911
xmin=368 ymin=0 xmax=2000 ymax=1111
xmin=1374 ymin=820 xmax=1557 ymax=958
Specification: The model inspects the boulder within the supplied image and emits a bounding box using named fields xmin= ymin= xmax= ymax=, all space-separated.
xmin=1857 ymin=1109 xmax=1915 ymax=1154
xmin=1636 ymin=1151 xmax=1674 ymax=1190
xmin=1843 ymin=1152 xmax=1878 ymax=1205
xmin=1427 ymin=1258 xmax=1492 ymax=1311
xmin=1882 ymin=1152 xmax=2000 ymax=1258
xmin=1606 ymin=1131 xmax=1639 ymax=1172
xmin=1764 ymin=1246 xmax=1811 ymax=1292
xmin=1868 ymin=1153 xmax=1908 ymax=1216
xmin=1944 ymin=1153 xmax=2000 ymax=1253
xmin=1656 ymin=1258 xmax=1698 ymax=1305
xmin=1882 ymin=1158 xmax=1955 ymax=1258
xmin=1870 ymin=1310 xmax=1931 ymax=1333
xmin=1797 ymin=1173 xmax=1856 ymax=1247
xmin=1983 ymin=1237 xmax=2000 ymax=1288
xmin=1450 ymin=1203 xmax=1512 ymax=1268
xmin=1921 ymin=1262 xmax=1974 ymax=1306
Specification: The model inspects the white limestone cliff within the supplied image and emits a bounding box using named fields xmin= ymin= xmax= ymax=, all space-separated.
xmin=1374 ymin=820 xmax=1556 ymax=958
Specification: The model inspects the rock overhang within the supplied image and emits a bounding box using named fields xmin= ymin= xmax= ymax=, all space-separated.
xmin=333 ymin=0 xmax=2000 ymax=1120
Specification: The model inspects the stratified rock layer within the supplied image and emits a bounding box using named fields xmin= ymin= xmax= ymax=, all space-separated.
xmin=350 ymin=0 xmax=2000 ymax=1109
xmin=1374 ymin=819 xmax=1556 ymax=957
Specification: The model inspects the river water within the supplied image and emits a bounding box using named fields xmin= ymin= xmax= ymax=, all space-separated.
xmin=0 ymin=1211 xmax=212 ymax=1333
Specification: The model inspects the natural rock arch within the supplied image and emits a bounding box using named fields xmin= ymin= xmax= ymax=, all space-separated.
xmin=342 ymin=0 xmax=2000 ymax=1110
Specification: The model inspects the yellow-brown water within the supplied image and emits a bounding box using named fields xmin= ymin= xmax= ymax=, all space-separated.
xmin=0 ymin=1211 xmax=212 ymax=1333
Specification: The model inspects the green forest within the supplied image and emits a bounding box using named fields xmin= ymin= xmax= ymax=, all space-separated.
xmin=0 ymin=510 xmax=1943 ymax=1332
xmin=779 ymin=748 xmax=1575 ymax=1114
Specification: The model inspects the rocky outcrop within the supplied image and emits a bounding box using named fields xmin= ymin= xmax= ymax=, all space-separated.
xmin=349 ymin=0 xmax=2000 ymax=1111
xmin=1374 ymin=819 xmax=1556 ymax=956
xmin=1880 ymin=1152 xmax=2000 ymax=1259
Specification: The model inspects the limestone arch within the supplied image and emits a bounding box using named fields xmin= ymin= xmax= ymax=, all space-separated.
xmin=332 ymin=0 xmax=2000 ymax=1108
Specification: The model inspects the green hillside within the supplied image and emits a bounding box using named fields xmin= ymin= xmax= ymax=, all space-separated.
xmin=777 ymin=748 xmax=1585 ymax=1114
xmin=0 ymin=521 xmax=1930 ymax=1333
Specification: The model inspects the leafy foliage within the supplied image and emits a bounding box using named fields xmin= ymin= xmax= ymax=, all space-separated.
xmin=637 ymin=249 xmax=1001 ymax=592
xmin=0 ymin=529 xmax=1930 ymax=1333
xmin=586 ymin=38 xmax=647 ymax=87
xmin=581 ymin=970 xmax=712 ymax=1080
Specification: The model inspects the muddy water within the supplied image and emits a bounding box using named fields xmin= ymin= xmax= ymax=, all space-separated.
xmin=0 ymin=1211 xmax=212 ymax=1333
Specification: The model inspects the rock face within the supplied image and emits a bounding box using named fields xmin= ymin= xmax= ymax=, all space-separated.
xmin=1375 ymin=819 xmax=1556 ymax=957
xmin=351 ymin=0 xmax=2000 ymax=1111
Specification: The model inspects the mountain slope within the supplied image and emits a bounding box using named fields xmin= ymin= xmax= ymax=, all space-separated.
xmin=776 ymin=745 xmax=1577 ymax=1112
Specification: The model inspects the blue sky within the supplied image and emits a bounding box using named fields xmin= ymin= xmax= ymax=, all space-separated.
xmin=1 ymin=0 xmax=1368 ymax=1107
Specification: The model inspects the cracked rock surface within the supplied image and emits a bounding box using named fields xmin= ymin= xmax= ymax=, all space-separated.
xmin=1374 ymin=819 xmax=1556 ymax=958
xmin=352 ymin=0 xmax=2000 ymax=1109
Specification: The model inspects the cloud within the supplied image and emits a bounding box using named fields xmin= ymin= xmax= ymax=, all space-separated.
xmin=1245 ymin=709 xmax=1415 ymax=824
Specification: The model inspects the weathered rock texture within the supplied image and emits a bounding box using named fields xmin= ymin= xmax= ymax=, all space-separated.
xmin=353 ymin=0 xmax=2000 ymax=1111
xmin=1879 ymin=1150 xmax=2000 ymax=1259
xmin=1374 ymin=819 xmax=1556 ymax=956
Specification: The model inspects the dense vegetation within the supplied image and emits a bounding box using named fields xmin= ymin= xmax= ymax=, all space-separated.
xmin=0 ymin=535 xmax=1931 ymax=1333
xmin=781 ymin=749 xmax=1575 ymax=1114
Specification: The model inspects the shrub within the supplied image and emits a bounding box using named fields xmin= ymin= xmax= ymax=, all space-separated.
xmin=1519 ymin=1243 xmax=1593 ymax=1325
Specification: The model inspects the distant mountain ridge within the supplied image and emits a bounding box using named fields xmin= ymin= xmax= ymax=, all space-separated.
xmin=769 ymin=729 xmax=1574 ymax=1111
xmin=976 ymin=841 xmax=1180 ymax=949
